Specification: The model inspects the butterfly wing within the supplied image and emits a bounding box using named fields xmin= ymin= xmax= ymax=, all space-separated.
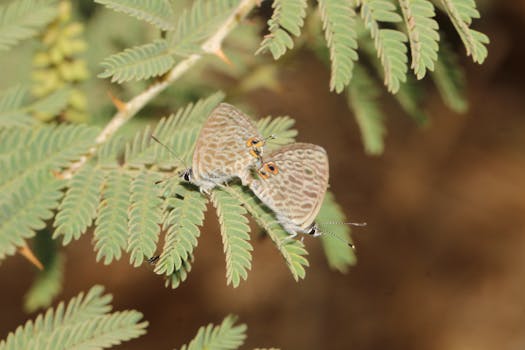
xmin=192 ymin=103 xmax=263 ymax=187
xmin=249 ymin=143 xmax=329 ymax=232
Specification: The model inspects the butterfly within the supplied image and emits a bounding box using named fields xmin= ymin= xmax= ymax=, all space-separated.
xmin=248 ymin=143 xmax=330 ymax=238
xmin=180 ymin=103 xmax=269 ymax=193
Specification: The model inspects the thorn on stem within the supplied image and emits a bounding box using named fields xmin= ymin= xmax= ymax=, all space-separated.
xmin=18 ymin=246 xmax=44 ymax=270
xmin=107 ymin=91 xmax=126 ymax=112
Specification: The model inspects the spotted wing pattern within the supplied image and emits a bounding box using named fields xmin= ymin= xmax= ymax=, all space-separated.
xmin=249 ymin=143 xmax=329 ymax=234
xmin=191 ymin=103 xmax=264 ymax=191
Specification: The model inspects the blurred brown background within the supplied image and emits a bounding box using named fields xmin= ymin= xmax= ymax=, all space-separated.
xmin=1 ymin=1 xmax=525 ymax=349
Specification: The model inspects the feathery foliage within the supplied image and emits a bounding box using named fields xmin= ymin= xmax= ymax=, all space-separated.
xmin=0 ymin=124 xmax=98 ymax=260
xmin=398 ymin=0 xmax=439 ymax=79
xmin=165 ymin=257 xmax=193 ymax=289
xmin=318 ymin=0 xmax=359 ymax=93
xmin=359 ymin=0 xmax=408 ymax=93
xmin=98 ymin=39 xmax=175 ymax=83
xmin=128 ymin=170 xmax=163 ymax=267
xmin=94 ymin=0 xmax=175 ymax=31
xmin=256 ymin=0 xmax=308 ymax=59
xmin=0 ymin=86 xmax=70 ymax=127
xmin=94 ymin=170 xmax=132 ymax=265
xmin=0 ymin=285 xmax=147 ymax=350
xmin=225 ymin=185 xmax=309 ymax=281
xmin=439 ymin=0 xmax=489 ymax=64
xmin=211 ymin=188 xmax=253 ymax=287
xmin=318 ymin=192 xmax=356 ymax=273
xmin=431 ymin=38 xmax=468 ymax=113
xmin=179 ymin=315 xmax=247 ymax=350
xmin=154 ymin=185 xmax=207 ymax=276
xmin=347 ymin=64 xmax=386 ymax=155
xmin=0 ymin=0 xmax=58 ymax=51
xmin=169 ymin=0 xmax=238 ymax=57
xmin=53 ymin=164 xmax=104 ymax=245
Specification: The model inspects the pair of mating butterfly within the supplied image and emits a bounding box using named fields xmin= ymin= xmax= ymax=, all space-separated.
xmin=155 ymin=103 xmax=360 ymax=244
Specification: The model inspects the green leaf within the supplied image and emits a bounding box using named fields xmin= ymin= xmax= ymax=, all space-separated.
xmin=360 ymin=0 xmax=408 ymax=93
xmin=94 ymin=0 xmax=175 ymax=31
xmin=99 ymin=39 xmax=175 ymax=83
xmin=170 ymin=0 xmax=238 ymax=57
xmin=0 ymin=124 xmax=99 ymax=201
xmin=0 ymin=85 xmax=36 ymax=127
xmin=439 ymin=0 xmax=489 ymax=64
xmin=53 ymin=164 xmax=104 ymax=245
xmin=318 ymin=192 xmax=356 ymax=272
xmin=28 ymin=88 xmax=71 ymax=116
xmin=128 ymin=171 xmax=163 ymax=267
xmin=0 ymin=285 xmax=147 ymax=350
xmin=164 ymin=257 xmax=193 ymax=289
xmin=318 ymin=0 xmax=359 ymax=93
xmin=256 ymin=115 xmax=297 ymax=151
xmin=431 ymin=38 xmax=468 ymax=113
xmin=94 ymin=170 xmax=132 ymax=265
xmin=398 ymin=0 xmax=440 ymax=79
xmin=0 ymin=0 xmax=58 ymax=51
xmin=211 ymin=189 xmax=253 ymax=288
xmin=225 ymin=185 xmax=309 ymax=281
xmin=0 ymin=170 xmax=64 ymax=261
xmin=256 ymin=0 xmax=308 ymax=59
xmin=155 ymin=185 xmax=207 ymax=275
xmin=180 ymin=315 xmax=247 ymax=350
xmin=347 ymin=64 xmax=386 ymax=155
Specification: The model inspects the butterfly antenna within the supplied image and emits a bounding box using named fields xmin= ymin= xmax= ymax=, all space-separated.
xmin=151 ymin=135 xmax=187 ymax=168
xmin=319 ymin=220 xmax=367 ymax=227
xmin=318 ymin=229 xmax=356 ymax=249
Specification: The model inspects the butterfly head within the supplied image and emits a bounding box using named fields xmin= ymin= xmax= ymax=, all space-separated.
xmin=179 ymin=168 xmax=193 ymax=182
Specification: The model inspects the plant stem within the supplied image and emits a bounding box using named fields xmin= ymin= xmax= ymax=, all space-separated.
xmin=61 ymin=0 xmax=258 ymax=179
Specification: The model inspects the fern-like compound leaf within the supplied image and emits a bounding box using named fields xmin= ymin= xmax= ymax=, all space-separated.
xmin=0 ymin=0 xmax=57 ymax=51
xmin=0 ymin=86 xmax=71 ymax=127
xmin=431 ymin=38 xmax=468 ymax=113
xmin=347 ymin=64 xmax=386 ymax=155
xmin=128 ymin=171 xmax=163 ymax=267
xmin=318 ymin=0 xmax=359 ymax=93
xmin=98 ymin=39 xmax=175 ymax=83
xmin=53 ymin=164 xmax=104 ymax=245
xmin=155 ymin=186 xmax=207 ymax=275
xmin=317 ymin=192 xmax=356 ymax=273
xmin=0 ymin=170 xmax=64 ymax=261
xmin=256 ymin=115 xmax=297 ymax=151
xmin=94 ymin=170 xmax=132 ymax=265
xmin=398 ymin=0 xmax=439 ymax=79
xmin=180 ymin=315 xmax=247 ymax=350
xmin=257 ymin=0 xmax=308 ymax=59
xmin=211 ymin=189 xmax=253 ymax=288
xmin=165 ymin=257 xmax=193 ymax=289
xmin=439 ymin=0 xmax=489 ymax=64
xmin=360 ymin=0 xmax=408 ymax=93
xmin=0 ymin=85 xmax=36 ymax=127
xmin=0 ymin=285 xmax=147 ymax=350
xmin=225 ymin=185 xmax=309 ymax=281
xmin=170 ymin=0 xmax=238 ymax=57
xmin=94 ymin=0 xmax=175 ymax=31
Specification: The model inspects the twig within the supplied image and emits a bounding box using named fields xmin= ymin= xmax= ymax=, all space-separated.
xmin=61 ymin=0 xmax=258 ymax=180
